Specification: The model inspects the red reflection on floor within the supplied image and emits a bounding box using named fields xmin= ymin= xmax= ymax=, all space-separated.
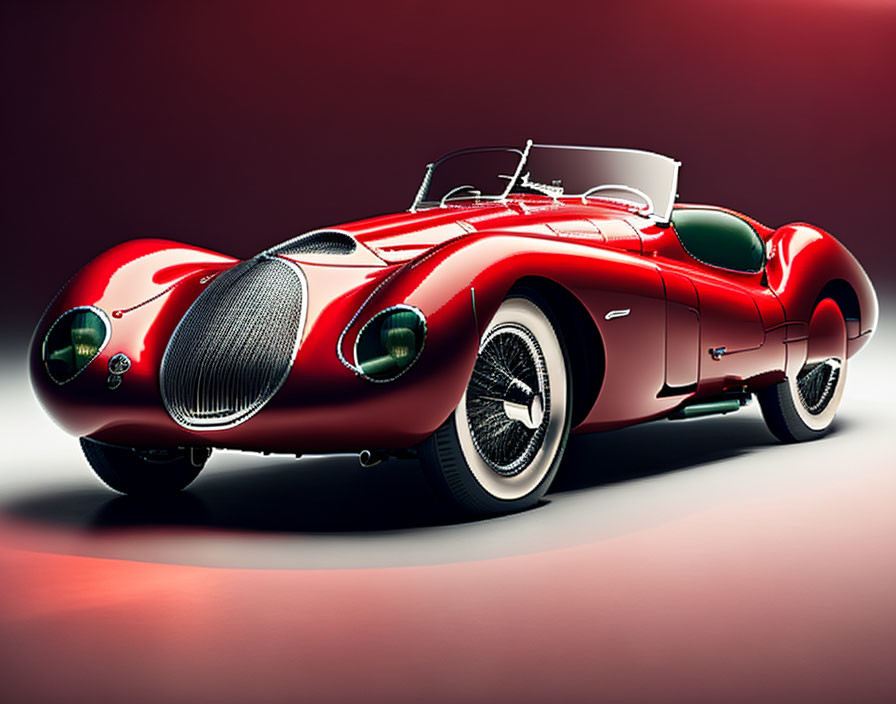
xmin=2 ymin=462 xmax=895 ymax=704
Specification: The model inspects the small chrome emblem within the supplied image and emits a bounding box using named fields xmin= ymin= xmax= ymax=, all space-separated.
xmin=108 ymin=353 xmax=131 ymax=375
xmin=107 ymin=353 xmax=132 ymax=390
xmin=605 ymin=309 xmax=631 ymax=320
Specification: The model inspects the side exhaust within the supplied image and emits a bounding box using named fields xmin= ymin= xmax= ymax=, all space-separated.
xmin=668 ymin=393 xmax=751 ymax=420
xmin=359 ymin=449 xmax=389 ymax=467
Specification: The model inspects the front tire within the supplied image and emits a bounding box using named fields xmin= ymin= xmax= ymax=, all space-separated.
xmin=758 ymin=298 xmax=848 ymax=442
xmin=419 ymin=293 xmax=572 ymax=515
xmin=80 ymin=438 xmax=209 ymax=496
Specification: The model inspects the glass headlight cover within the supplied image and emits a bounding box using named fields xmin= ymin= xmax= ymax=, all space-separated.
xmin=42 ymin=306 xmax=110 ymax=384
xmin=354 ymin=305 xmax=426 ymax=381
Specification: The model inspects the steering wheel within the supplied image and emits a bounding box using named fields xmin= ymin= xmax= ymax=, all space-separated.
xmin=440 ymin=184 xmax=480 ymax=207
xmin=581 ymin=184 xmax=654 ymax=213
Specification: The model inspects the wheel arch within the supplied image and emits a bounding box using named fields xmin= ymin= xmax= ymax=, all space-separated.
xmin=509 ymin=276 xmax=605 ymax=428
xmin=815 ymin=278 xmax=860 ymax=322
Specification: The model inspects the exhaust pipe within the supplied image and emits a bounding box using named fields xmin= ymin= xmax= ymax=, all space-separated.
xmin=668 ymin=394 xmax=750 ymax=420
xmin=359 ymin=449 xmax=388 ymax=467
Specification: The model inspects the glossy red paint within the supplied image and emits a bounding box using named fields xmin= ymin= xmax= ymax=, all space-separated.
xmin=806 ymin=298 xmax=848 ymax=366
xmin=29 ymin=194 xmax=877 ymax=454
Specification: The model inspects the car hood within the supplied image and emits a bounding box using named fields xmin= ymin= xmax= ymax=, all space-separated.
xmin=331 ymin=199 xmax=648 ymax=263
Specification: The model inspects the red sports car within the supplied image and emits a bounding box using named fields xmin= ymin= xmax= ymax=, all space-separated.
xmin=30 ymin=142 xmax=878 ymax=515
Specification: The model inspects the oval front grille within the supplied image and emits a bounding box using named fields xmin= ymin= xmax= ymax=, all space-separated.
xmin=161 ymin=256 xmax=306 ymax=429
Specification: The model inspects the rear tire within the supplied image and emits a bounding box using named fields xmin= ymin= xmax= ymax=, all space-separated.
xmin=419 ymin=292 xmax=572 ymax=516
xmin=758 ymin=298 xmax=848 ymax=442
xmin=80 ymin=438 xmax=209 ymax=496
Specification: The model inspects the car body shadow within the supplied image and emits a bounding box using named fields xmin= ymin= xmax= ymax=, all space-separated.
xmin=554 ymin=413 xmax=782 ymax=492
xmin=0 ymin=411 xmax=797 ymax=534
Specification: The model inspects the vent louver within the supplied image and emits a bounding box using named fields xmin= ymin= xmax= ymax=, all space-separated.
xmin=269 ymin=231 xmax=356 ymax=257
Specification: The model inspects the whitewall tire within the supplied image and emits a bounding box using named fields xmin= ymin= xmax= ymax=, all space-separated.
xmin=419 ymin=292 xmax=572 ymax=515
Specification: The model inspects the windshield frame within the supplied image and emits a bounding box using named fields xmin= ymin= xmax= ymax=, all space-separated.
xmin=409 ymin=142 xmax=531 ymax=213
xmin=409 ymin=140 xmax=681 ymax=224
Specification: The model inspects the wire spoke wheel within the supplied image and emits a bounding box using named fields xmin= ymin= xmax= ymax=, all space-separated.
xmin=466 ymin=324 xmax=549 ymax=476
xmin=419 ymin=293 xmax=572 ymax=515
xmin=796 ymin=358 xmax=842 ymax=415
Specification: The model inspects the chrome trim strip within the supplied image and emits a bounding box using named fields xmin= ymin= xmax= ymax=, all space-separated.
xmin=499 ymin=138 xmax=532 ymax=203
xmin=409 ymin=163 xmax=434 ymax=213
xmin=470 ymin=287 xmax=478 ymax=329
xmin=42 ymin=305 xmax=112 ymax=385
xmin=663 ymin=159 xmax=681 ymax=225
xmin=335 ymin=272 xmax=402 ymax=377
xmin=604 ymin=309 xmax=631 ymax=320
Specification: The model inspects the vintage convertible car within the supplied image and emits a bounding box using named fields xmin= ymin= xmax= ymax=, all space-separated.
xmin=30 ymin=142 xmax=877 ymax=515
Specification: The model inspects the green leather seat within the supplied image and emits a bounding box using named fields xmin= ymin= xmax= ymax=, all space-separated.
xmin=671 ymin=209 xmax=765 ymax=273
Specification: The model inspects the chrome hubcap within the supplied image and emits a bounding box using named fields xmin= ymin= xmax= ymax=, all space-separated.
xmin=501 ymin=385 xmax=545 ymax=430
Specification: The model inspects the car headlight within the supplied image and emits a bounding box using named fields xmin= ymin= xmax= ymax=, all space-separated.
xmin=42 ymin=306 xmax=110 ymax=384
xmin=354 ymin=305 xmax=426 ymax=381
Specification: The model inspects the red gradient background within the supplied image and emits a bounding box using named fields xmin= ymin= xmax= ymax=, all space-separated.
xmin=1 ymin=2 xmax=895 ymax=703
xmin=1 ymin=0 xmax=895 ymax=345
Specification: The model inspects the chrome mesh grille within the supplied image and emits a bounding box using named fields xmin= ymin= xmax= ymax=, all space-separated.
xmin=160 ymin=256 xmax=305 ymax=429
xmin=269 ymin=231 xmax=356 ymax=256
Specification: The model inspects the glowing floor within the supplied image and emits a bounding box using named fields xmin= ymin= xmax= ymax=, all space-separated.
xmin=1 ymin=317 xmax=894 ymax=703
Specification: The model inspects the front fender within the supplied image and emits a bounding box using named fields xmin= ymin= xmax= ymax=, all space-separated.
xmin=30 ymin=238 xmax=238 ymax=437
xmin=340 ymin=231 xmax=671 ymax=433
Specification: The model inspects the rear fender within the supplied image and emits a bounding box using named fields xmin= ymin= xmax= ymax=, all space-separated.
xmin=766 ymin=224 xmax=877 ymax=358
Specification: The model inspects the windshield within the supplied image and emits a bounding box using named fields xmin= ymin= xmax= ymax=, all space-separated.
xmin=411 ymin=141 xmax=680 ymax=223
xmin=412 ymin=147 xmax=525 ymax=208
